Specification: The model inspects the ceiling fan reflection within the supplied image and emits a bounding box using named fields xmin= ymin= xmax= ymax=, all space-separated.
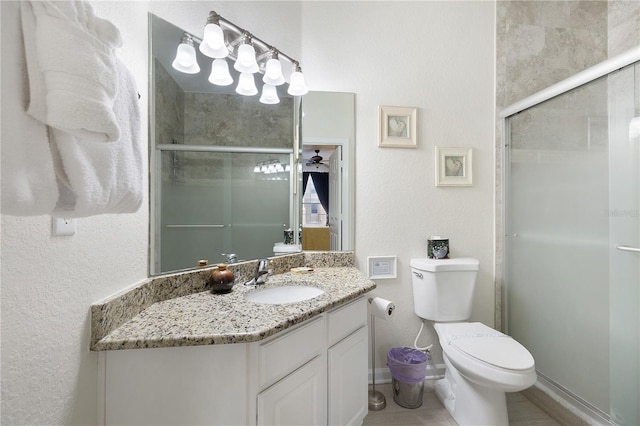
xmin=305 ymin=150 xmax=328 ymax=169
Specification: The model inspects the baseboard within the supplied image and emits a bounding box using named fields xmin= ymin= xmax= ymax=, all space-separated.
xmin=368 ymin=363 xmax=445 ymax=384
xmin=522 ymin=377 xmax=613 ymax=426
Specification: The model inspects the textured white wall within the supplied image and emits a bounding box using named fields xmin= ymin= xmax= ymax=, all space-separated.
xmin=0 ymin=1 xmax=150 ymax=423
xmin=300 ymin=1 xmax=496 ymax=369
xmin=0 ymin=1 xmax=300 ymax=424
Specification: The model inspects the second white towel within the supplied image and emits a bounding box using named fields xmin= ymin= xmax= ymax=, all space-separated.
xmin=51 ymin=59 xmax=143 ymax=217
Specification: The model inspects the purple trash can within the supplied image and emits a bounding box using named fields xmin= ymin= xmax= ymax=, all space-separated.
xmin=387 ymin=347 xmax=429 ymax=408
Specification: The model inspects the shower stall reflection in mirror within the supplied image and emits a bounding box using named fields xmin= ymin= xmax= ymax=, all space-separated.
xmin=154 ymin=146 xmax=294 ymax=273
xmin=502 ymin=49 xmax=639 ymax=425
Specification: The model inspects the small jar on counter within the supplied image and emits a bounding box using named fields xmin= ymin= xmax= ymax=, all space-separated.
xmin=207 ymin=263 xmax=235 ymax=293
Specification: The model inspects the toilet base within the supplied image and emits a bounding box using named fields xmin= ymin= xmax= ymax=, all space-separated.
xmin=435 ymin=354 xmax=509 ymax=426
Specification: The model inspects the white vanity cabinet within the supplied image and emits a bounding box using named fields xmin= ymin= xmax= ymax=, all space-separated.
xmin=257 ymin=355 xmax=327 ymax=425
xmin=253 ymin=316 xmax=327 ymax=426
xmin=327 ymin=301 xmax=368 ymax=426
xmin=98 ymin=296 xmax=368 ymax=426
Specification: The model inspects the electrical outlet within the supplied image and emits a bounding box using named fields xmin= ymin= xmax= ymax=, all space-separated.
xmin=52 ymin=217 xmax=76 ymax=236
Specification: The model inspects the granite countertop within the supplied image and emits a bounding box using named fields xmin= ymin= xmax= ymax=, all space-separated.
xmin=92 ymin=261 xmax=375 ymax=351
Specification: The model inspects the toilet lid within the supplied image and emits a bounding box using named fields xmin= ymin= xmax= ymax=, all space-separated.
xmin=451 ymin=337 xmax=535 ymax=371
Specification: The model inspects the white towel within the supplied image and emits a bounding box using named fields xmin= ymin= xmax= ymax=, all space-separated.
xmin=22 ymin=0 xmax=122 ymax=143
xmin=1 ymin=1 xmax=59 ymax=215
xmin=51 ymin=59 xmax=143 ymax=217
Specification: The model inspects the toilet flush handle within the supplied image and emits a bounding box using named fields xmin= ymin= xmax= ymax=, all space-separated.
xmin=413 ymin=271 xmax=423 ymax=279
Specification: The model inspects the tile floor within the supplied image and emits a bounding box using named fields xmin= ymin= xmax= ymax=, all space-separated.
xmin=363 ymin=381 xmax=561 ymax=426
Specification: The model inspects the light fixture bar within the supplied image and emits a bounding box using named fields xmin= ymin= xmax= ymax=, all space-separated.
xmin=170 ymin=10 xmax=308 ymax=99
xmin=182 ymin=11 xmax=301 ymax=77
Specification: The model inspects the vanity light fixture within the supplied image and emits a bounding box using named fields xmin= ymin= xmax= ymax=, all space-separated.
xmin=234 ymin=34 xmax=260 ymax=73
xmin=254 ymin=160 xmax=290 ymax=174
xmin=170 ymin=10 xmax=307 ymax=103
xmin=287 ymin=62 xmax=309 ymax=96
xmin=263 ymin=50 xmax=285 ymax=86
xmin=259 ymin=84 xmax=280 ymax=104
xmin=171 ymin=33 xmax=200 ymax=74
xmin=236 ymin=72 xmax=258 ymax=96
xmin=199 ymin=12 xmax=228 ymax=58
xmin=208 ymin=58 xmax=233 ymax=86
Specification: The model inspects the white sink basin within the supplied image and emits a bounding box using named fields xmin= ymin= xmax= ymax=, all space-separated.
xmin=245 ymin=285 xmax=324 ymax=304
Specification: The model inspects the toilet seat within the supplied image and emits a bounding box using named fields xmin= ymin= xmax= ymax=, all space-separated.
xmin=435 ymin=322 xmax=536 ymax=391
xmin=451 ymin=336 xmax=535 ymax=371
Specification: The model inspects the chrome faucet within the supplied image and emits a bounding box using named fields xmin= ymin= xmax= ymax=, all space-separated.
xmin=222 ymin=253 xmax=238 ymax=264
xmin=245 ymin=258 xmax=273 ymax=286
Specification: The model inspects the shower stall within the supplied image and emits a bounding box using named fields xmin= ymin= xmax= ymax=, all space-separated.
xmin=502 ymin=48 xmax=639 ymax=425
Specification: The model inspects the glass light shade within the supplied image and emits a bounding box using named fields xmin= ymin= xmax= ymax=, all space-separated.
xmin=263 ymin=59 xmax=285 ymax=86
xmin=208 ymin=59 xmax=233 ymax=86
xmin=234 ymin=44 xmax=259 ymax=73
xmin=630 ymin=116 xmax=640 ymax=140
xmin=259 ymin=84 xmax=280 ymax=104
xmin=235 ymin=72 xmax=258 ymax=96
xmin=199 ymin=23 xmax=228 ymax=58
xmin=172 ymin=42 xmax=200 ymax=74
xmin=287 ymin=71 xmax=308 ymax=96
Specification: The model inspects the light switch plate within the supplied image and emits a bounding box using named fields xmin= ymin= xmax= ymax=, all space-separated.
xmin=52 ymin=217 xmax=76 ymax=236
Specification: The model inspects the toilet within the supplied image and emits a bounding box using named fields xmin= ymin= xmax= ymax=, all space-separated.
xmin=410 ymin=257 xmax=536 ymax=426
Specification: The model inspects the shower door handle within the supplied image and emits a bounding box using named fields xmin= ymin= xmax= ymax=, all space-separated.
xmin=616 ymin=245 xmax=640 ymax=253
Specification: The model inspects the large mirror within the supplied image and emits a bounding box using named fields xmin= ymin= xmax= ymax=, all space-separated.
xmin=149 ymin=14 xmax=354 ymax=275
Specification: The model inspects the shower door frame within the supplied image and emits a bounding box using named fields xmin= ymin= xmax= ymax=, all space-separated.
xmin=499 ymin=46 xmax=640 ymax=423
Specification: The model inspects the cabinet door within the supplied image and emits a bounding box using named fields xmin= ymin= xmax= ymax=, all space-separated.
xmin=103 ymin=344 xmax=247 ymax=426
xmin=257 ymin=355 xmax=327 ymax=426
xmin=328 ymin=326 xmax=368 ymax=426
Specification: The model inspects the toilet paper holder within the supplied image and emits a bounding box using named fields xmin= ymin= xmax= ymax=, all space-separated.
xmin=368 ymin=297 xmax=395 ymax=411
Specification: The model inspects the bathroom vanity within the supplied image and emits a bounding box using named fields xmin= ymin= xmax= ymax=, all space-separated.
xmin=92 ymin=253 xmax=375 ymax=426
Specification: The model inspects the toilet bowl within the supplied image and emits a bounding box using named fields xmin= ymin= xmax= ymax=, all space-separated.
xmin=410 ymin=258 xmax=536 ymax=425
xmin=433 ymin=322 xmax=536 ymax=425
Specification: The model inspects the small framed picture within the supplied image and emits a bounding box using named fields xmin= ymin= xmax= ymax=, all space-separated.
xmin=378 ymin=106 xmax=417 ymax=148
xmin=435 ymin=146 xmax=473 ymax=186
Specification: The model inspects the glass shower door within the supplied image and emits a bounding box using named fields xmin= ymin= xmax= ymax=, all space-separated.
xmin=505 ymin=59 xmax=640 ymax=425
xmin=608 ymin=62 xmax=639 ymax=426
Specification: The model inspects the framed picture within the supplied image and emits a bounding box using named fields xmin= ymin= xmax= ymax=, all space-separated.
xmin=367 ymin=255 xmax=397 ymax=279
xmin=435 ymin=146 xmax=473 ymax=186
xmin=378 ymin=106 xmax=417 ymax=148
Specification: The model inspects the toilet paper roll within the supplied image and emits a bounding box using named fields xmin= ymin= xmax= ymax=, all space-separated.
xmin=368 ymin=297 xmax=395 ymax=320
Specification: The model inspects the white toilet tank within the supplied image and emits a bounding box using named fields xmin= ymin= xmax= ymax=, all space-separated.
xmin=410 ymin=258 xmax=479 ymax=322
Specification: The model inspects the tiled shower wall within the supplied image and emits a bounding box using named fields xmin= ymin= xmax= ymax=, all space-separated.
xmin=494 ymin=0 xmax=640 ymax=329
xmin=609 ymin=0 xmax=640 ymax=57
